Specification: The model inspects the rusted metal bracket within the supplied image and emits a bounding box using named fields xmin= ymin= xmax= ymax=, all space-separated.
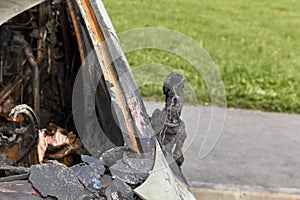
xmin=66 ymin=0 xmax=86 ymax=62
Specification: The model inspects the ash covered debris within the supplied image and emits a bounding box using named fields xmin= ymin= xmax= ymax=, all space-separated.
xmin=99 ymin=145 xmax=154 ymax=185
xmin=0 ymin=105 xmax=149 ymax=199
xmin=99 ymin=146 xmax=136 ymax=167
xmin=0 ymin=71 xmax=190 ymax=199
xmin=109 ymin=157 xmax=153 ymax=185
xmin=105 ymin=178 xmax=134 ymax=200
xmin=150 ymin=72 xmax=187 ymax=167
xmin=1 ymin=104 xmax=84 ymax=167
xmin=29 ymin=161 xmax=90 ymax=199
xmin=0 ymin=150 xmax=148 ymax=200
xmin=70 ymin=155 xmax=105 ymax=192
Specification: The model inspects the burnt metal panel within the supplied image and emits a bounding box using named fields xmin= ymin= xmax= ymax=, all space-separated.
xmin=0 ymin=0 xmax=46 ymax=26
xmin=74 ymin=0 xmax=154 ymax=155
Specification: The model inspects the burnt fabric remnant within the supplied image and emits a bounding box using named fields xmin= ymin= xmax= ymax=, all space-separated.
xmin=150 ymin=72 xmax=187 ymax=167
xmin=38 ymin=123 xmax=84 ymax=166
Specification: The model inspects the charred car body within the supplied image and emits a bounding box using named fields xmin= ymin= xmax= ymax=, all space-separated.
xmin=0 ymin=0 xmax=195 ymax=199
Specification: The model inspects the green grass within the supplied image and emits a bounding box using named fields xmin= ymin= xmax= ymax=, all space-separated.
xmin=103 ymin=0 xmax=300 ymax=113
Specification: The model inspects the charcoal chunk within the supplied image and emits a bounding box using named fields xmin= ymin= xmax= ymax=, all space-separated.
xmin=70 ymin=163 xmax=102 ymax=191
xmin=105 ymin=178 xmax=133 ymax=200
xmin=124 ymin=158 xmax=153 ymax=181
xmin=100 ymin=174 xmax=112 ymax=189
xmin=99 ymin=147 xmax=136 ymax=167
xmin=70 ymin=155 xmax=106 ymax=192
xmin=109 ymin=157 xmax=153 ymax=185
xmin=29 ymin=161 xmax=89 ymax=200
xmin=81 ymin=155 xmax=105 ymax=175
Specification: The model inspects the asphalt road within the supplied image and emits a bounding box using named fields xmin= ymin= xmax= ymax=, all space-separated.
xmin=144 ymin=101 xmax=300 ymax=190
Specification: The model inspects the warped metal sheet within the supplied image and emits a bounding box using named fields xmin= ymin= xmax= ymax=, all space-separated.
xmin=0 ymin=0 xmax=46 ymax=26
xmin=134 ymin=142 xmax=196 ymax=200
xmin=74 ymin=0 xmax=154 ymax=155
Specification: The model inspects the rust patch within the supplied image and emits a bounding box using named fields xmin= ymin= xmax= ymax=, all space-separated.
xmin=6 ymin=114 xmax=24 ymax=122
xmin=5 ymin=144 xmax=20 ymax=162
xmin=66 ymin=0 xmax=86 ymax=62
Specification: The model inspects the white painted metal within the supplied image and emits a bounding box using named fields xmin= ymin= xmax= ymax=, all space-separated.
xmin=0 ymin=0 xmax=46 ymax=26
xmin=135 ymin=141 xmax=196 ymax=200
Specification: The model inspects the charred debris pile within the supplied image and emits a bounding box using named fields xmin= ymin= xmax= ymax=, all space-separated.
xmin=0 ymin=147 xmax=153 ymax=199
xmin=0 ymin=71 xmax=188 ymax=199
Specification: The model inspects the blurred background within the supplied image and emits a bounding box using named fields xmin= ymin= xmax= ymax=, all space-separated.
xmin=103 ymin=0 xmax=300 ymax=198
xmin=104 ymin=0 xmax=300 ymax=114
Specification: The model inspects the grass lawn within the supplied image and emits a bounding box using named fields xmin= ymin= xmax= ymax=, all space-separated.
xmin=103 ymin=0 xmax=300 ymax=113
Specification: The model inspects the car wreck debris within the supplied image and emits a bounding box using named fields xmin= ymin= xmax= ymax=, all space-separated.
xmin=109 ymin=157 xmax=153 ymax=185
xmin=0 ymin=164 xmax=29 ymax=182
xmin=99 ymin=146 xmax=136 ymax=167
xmin=0 ymin=0 xmax=196 ymax=199
xmin=105 ymin=178 xmax=134 ymax=200
xmin=134 ymin=142 xmax=196 ymax=200
xmin=18 ymin=142 xmax=192 ymax=200
xmin=0 ymin=149 xmax=144 ymax=199
xmin=0 ymin=127 xmax=192 ymax=200
xmin=37 ymin=123 xmax=84 ymax=165
xmin=70 ymin=155 xmax=105 ymax=192
xmin=29 ymin=161 xmax=90 ymax=199
xmin=150 ymin=72 xmax=187 ymax=166
xmin=0 ymin=104 xmax=39 ymax=166
xmin=0 ymin=104 xmax=84 ymax=167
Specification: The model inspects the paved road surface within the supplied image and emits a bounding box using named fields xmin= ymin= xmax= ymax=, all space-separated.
xmin=144 ymin=101 xmax=300 ymax=190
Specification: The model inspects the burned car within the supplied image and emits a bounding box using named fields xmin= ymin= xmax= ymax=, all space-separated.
xmin=0 ymin=0 xmax=195 ymax=199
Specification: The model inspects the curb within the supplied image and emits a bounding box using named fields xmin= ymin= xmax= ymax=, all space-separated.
xmin=189 ymin=182 xmax=300 ymax=200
